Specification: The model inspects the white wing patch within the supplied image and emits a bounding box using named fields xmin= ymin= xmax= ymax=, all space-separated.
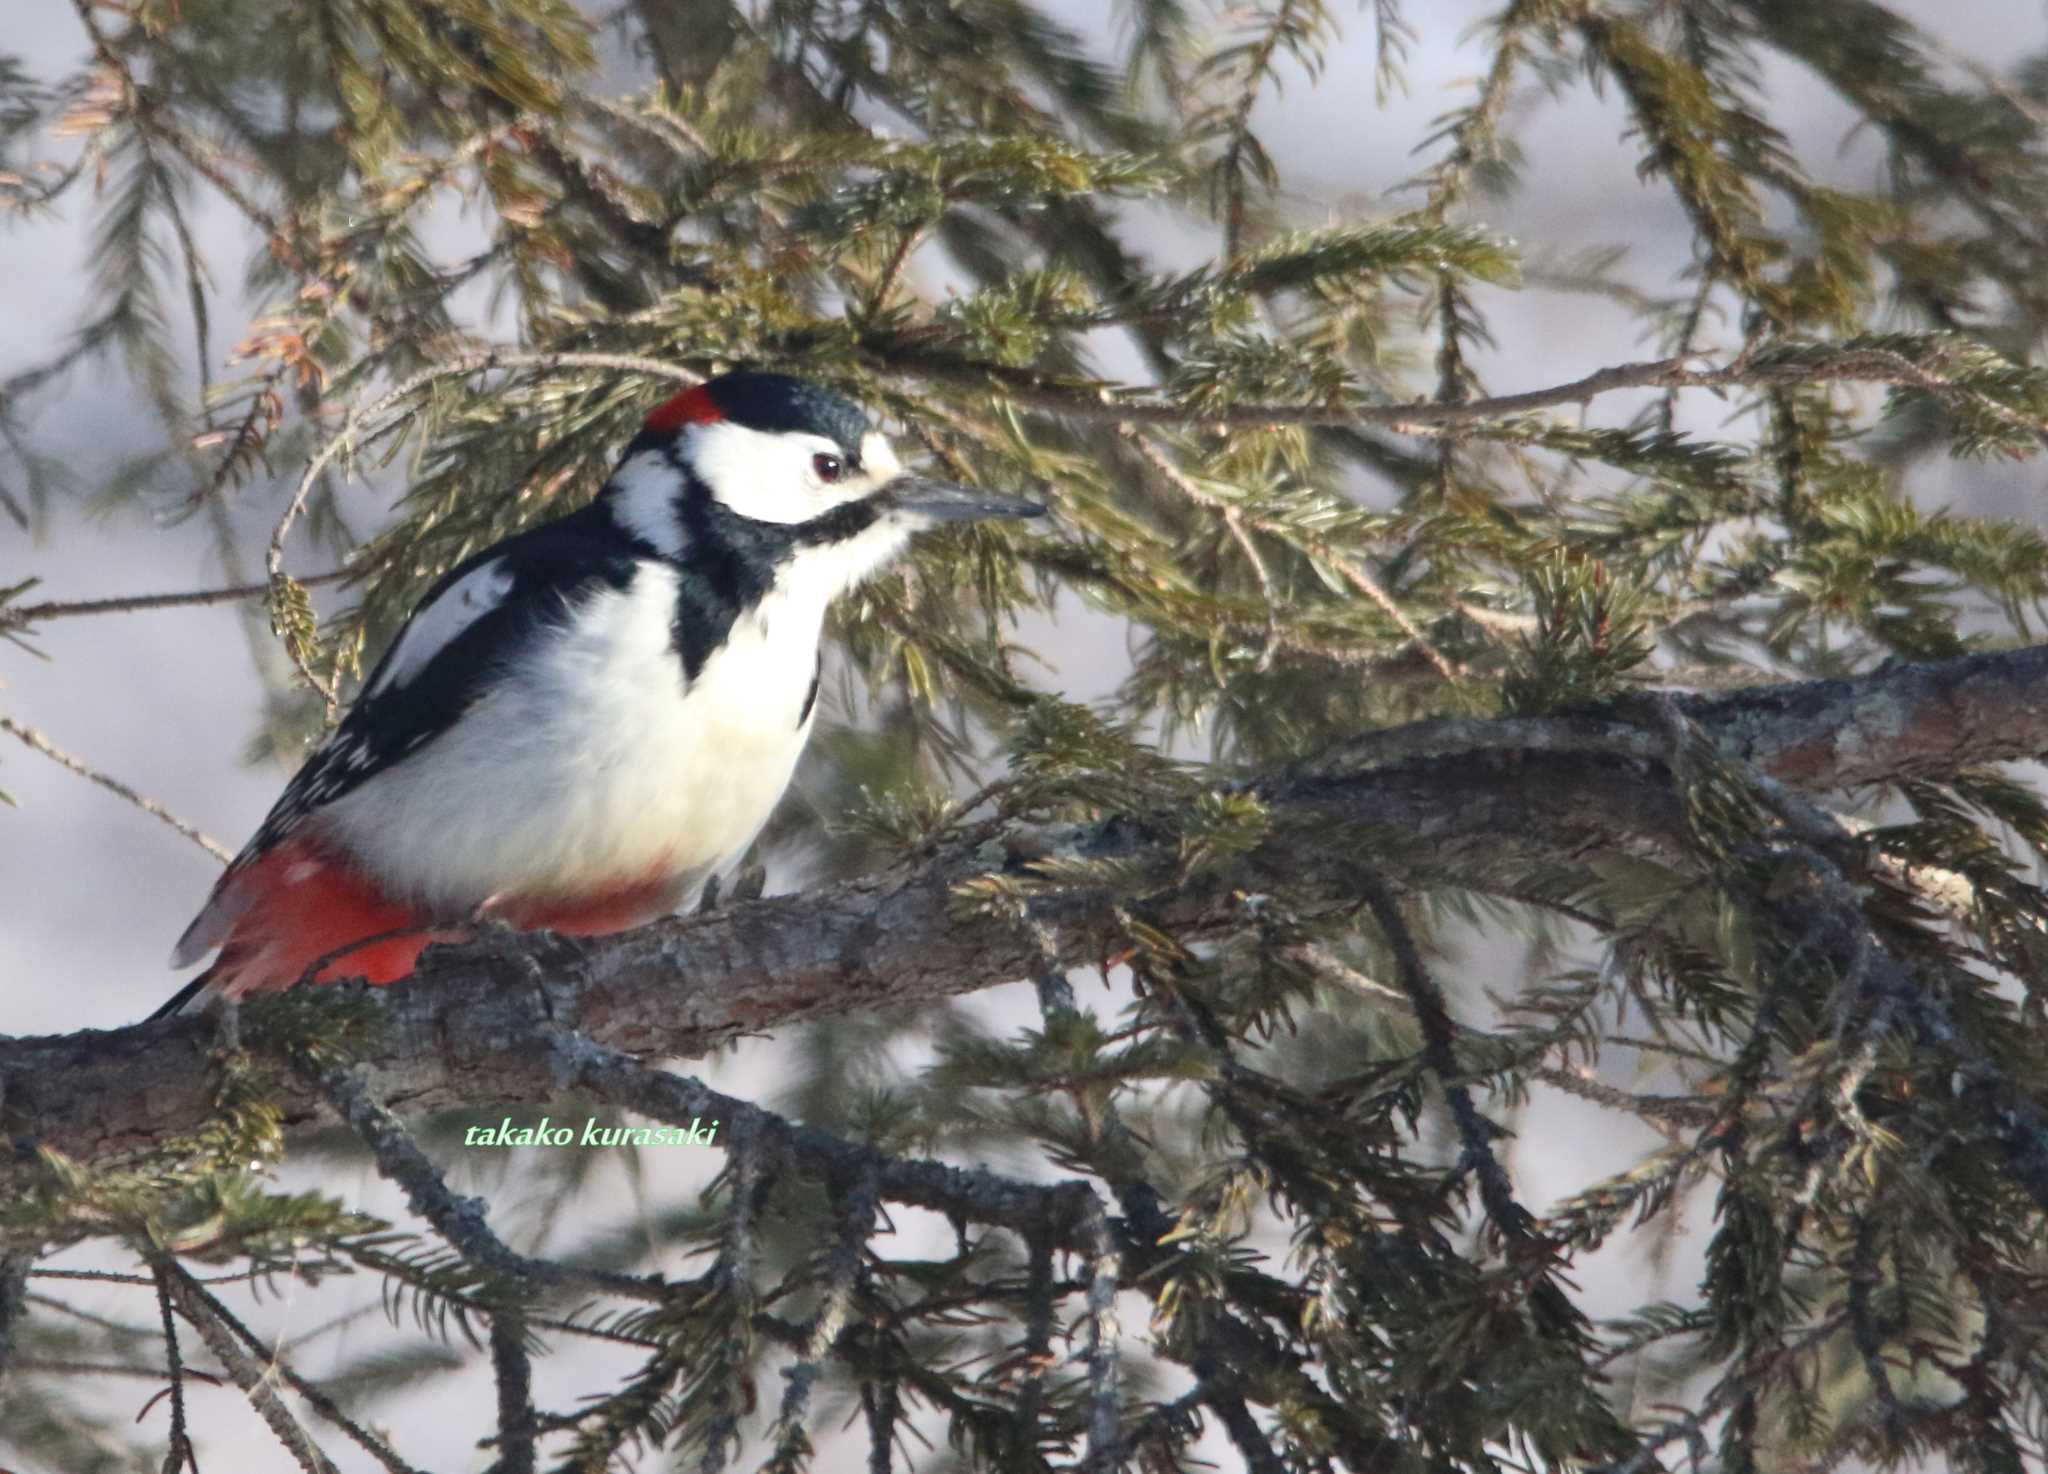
xmin=367 ymin=557 xmax=515 ymax=696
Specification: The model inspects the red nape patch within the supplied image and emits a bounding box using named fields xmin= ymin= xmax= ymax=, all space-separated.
xmin=203 ymin=839 xmax=457 ymax=998
xmin=642 ymin=383 xmax=723 ymax=434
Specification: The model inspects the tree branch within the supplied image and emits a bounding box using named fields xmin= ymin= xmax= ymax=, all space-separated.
xmin=487 ymin=1301 xmax=537 ymax=1474
xmin=0 ymin=1251 xmax=29 ymax=1389
xmin=878 ymin=342 xmax=2048 ymax=435
xmin=6 ymin=643 xmax=2048 ymax=1172
xmin=0 ymin=716 xmax=234 ymax=863
xmin=0 ymin=570 xmax=349 ymax=631
xmin=309 ymin=1059 xmax=667 ymax=1304
xmin=149 ymin=1261 xmax=196 ymax=1474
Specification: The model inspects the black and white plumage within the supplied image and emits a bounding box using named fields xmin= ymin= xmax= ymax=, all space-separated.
xmin=159 ymin=370 xmax=1042 ymax=1011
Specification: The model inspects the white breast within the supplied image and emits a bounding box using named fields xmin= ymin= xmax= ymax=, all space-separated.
xmin=320 ymin=563 xmax=826 ymax=915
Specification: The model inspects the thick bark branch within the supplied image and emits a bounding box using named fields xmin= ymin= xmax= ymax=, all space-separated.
xmin=5 ymin=643 xmax=2047 ymax=1175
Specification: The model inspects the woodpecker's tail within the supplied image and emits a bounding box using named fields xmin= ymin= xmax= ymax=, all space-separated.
xmin=147 ymin=973 xmax=213 ymax=1020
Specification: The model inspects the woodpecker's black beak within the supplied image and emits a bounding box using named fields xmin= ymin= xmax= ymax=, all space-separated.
xmin=889 ymin=476 xmax=1045 ymax=523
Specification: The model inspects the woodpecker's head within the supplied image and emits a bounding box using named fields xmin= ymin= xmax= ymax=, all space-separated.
xmin=600 ymin=371 xmax=1042 ymax=583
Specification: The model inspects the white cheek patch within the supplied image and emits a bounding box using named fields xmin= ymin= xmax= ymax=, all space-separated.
xmin=369 ymin=557 xmax=516 ymax=694
xmin=606 ymin=449 xmax=692 ymax=556
xmin=685 ymin=420 xmax=848 ymax=525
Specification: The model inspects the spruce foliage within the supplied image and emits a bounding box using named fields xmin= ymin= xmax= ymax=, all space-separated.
xmin=8 ymin=2 xmax=2048 ymax=1470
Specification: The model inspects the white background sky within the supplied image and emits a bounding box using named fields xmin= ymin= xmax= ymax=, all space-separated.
xmin=4 ymin=2 xmax=2044 ymax=1469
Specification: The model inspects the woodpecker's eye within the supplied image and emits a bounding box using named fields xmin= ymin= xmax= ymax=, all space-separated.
xmin=812 ymin=452 xmax=843 ymax=484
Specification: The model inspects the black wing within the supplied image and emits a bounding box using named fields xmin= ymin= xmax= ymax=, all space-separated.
xmin=171 ymin=508 xmax=646 ymax=967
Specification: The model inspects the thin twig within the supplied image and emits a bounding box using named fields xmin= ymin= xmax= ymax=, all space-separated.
xmin=540 ymin=1025 xmax=1109 ymax=1251
xmin=156 ymin=1258 xmax=341 ymax=1474
xmin=1593 ymin=1315 xmax=1851 ymax=1474
xmin=863 ymin=1373 xmax=901 ymax=1474
xmin=1358 ymin=874 xmax=1540 ymax=1239
xmin=869 ymin=224 xmax=925 ymax=318
xmin=1 ymin=570 xmax=349 ymax=630
xmin=488 ymin=1301 xmax=538 ymax=1474
xmin=1011 ymin=1226 xmax=1057 ymax=1456
xmin=1016 ymin=909 xmax=1137 ymax=1470
xmin=890 ymin=344 xmax=2048 ymax=435
xmin=1324 ymin=553 xmax=1461 ymax=683
xmin=0 ymin=716 xmax=233 ymax=863
xmin=1077 ymin=1197 xmax=1124 ymax=1471
xmin=10 ymin=1358 xmax=223 ymax=1385
xmin=1216 ymin=4 xmax=1297 ymax=263
xmin=1121 ymin=425 xmax=1459 ymax=680
xmin=149 ymin=1261 xmax=198 ymax=1474
xmin=695 ymin=1119 xmax=765 ymax=1474
xmin=764 ymin=1169 xmax=877 ymax=1467
xmin=67 ymin=0 xmax=294 ymax=252
xmin=182 ymin=372 xmax=282 ymax=512
xmin=1280 ymin=941 xmax=1415 ymax=1011
xmin=0 ymin=1251 xmax=29 ymax=1389
xmin=1288 ymin=940 xmax=1717 ymax=1129
xmin=170 ymin=1260 xmax=427 ymax=1474
xmin=1848 ymin=1217 xmax=1904 ymax=1432
xmin=31 ymin=1267 xmax=287 ymax=1287
xmin=1217 ymin=504 xmax=1282 ymax=669
xmin=308 ymin=1060 xmax=669 ymax=1304
xmin=24 ymin=1292 xmax=162 ymax=1344
xmin=1199 ymin=1378 xmax=1290 ymax=1474
xmin=1532 ymin=1064 xmax=1718 ymax=1130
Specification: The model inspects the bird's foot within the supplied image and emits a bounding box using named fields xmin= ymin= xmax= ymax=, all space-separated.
xmin=694 ymin=860 xmax=767 ymax=914
xmin=464 ymin=909 xmax=572 ymax=1018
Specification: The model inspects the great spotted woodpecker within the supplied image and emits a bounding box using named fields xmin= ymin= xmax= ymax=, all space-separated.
xmin=154 ymin=370 xmax=1042 ymax=1015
